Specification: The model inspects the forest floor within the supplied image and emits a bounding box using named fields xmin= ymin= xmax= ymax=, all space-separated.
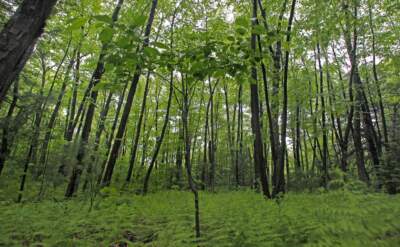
xmin=0 ymin=190 xmax=399 ymax=246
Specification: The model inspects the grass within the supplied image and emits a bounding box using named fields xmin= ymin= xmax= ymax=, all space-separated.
xmin=0 ymin=189 xmax=399 ymax=246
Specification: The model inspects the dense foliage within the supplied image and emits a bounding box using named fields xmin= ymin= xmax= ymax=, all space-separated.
xmin=1 ymin=190 xmax=400 ymax=246
xmin=0 ymin=0 xmax=399 ymax=245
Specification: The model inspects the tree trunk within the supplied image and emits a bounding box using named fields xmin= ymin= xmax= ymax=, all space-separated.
xmin=181 ymin=74 xmax=201 ymax=238
xmin=65 ymin=0 xmax=124 ymax=197
xmin=0 ymin=0 xmax=58 ymax=103
xmin=250 ymin=0 xmax=270 ymax=198
xmin=125 ymin=72 xmax=151 ymax=184
xmin=38 ymin=53 xmax=75 ymax=183
xmin=316 ymin=43 xmax=329 ymax=187
xmin=102 ymin=0 xmax=158 ymax=186
xmin=223 ymin=82 xmax=235 ymax=185
xmin=81 ymin=91 xmax=113 ymax=192
xmin=235 ymin=84 xmax=243 ymax=187
xmin=0 ymin=80 xmax=18 ymax=175
xmin=97 ymin=82 xmax=127 ymax=184
xmin=208 ymin=79 xmax=217 ymax=191
xmin=368 ymin=5 xmax=388 ymax=145
xmin=275 ymin=0 xmax=296 ymax=197
xmin=143 ymin=70 xmax=173 ymax=194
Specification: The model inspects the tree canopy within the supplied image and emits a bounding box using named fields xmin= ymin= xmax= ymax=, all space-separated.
xmin=0 ymin=0 xmax=399 ymax=245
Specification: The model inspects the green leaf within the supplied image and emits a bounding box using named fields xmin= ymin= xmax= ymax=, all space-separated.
xmin=132 ymin=15 xmax=147 ymax=26
xmin=67 ymin=17 xmax=87 ymax=31
xmin=115 ymin=37 xmax=131 ymax=49
xmin=213 ymin=69 xmax=225 ymax=78
xmin=92 ymin=82 xmax=108 ymax=91
xmin=153 ymin=42 xmax=169 ymax=49
xmin=143 ymin=47 xmax=159 ymax=59
xmin=99 ymin=27 xmax=115 ymax=43
xmin=235 ymin=16 xmax=248 ymax=27
xmin=235 ymin=27 xmax=247 ymax=36
xmin=226 ymin=35 xmax=235 ymax=42
xmin=252 ymin=25 xmax=264 ymax=35
xmin=93 ymin=15 xmax=113 ymax=24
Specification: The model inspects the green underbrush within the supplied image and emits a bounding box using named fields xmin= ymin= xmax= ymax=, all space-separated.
xmin=0 ymin=190 xmax=399 ymax=246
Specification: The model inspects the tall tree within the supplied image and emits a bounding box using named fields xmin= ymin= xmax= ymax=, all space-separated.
xmin=0 ymin=0 xmax=58 ymax=103
xmin=250 ymin=0 xmax=270 ymax=198
xmin=102 ymin=0 xmax=159 ymax=186
xmin=65 ymin=0 xmax=124 ymax=197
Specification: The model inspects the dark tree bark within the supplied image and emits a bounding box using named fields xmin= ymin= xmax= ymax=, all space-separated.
xmin=142 ymin=70 xmax=173 ymax=194
xmin=234 ymin=84 xmax=243 ymax=187
xmin=125 ymin=15 xmax=165 ymax=185
xmin=316 ymin=43 xmax=329 ymax=187
xmin=142 ymin=9 xmax=177 ymax=193
xmin=331 ymin=45 xmax=352 ymax=172
xmin=223 ymin=82 xmax=235 ymax=185
xmin=175 ymin=120 xmax=184 ymax=187
xmin=343 ymin=2 xmax=370 ymax=184
xmin=38 ymin=53 xmax=75 ymax=180
xmin=275 ymin=0 xmax=296 ymax=197
xmin=97 ymin=82 xmax=128 ymax=185
xmin=18 ymin=93 xmax=45 ymax=202
xmin=64 ymin=50 xmax=81 ymax=141
xmin=181 ymin=73 xmax=201 ymax=238
xmin=201 ymin=85 xmax=211 ymax=189
xmin=250 ymin=0 xmax=270 ymax=199
xmin=257 ymin=24 xmax=278 ymax=187
xmin=17 ymin=54 xmax=48 ymax=202
xmin=207 ymin=79 xmax=218 ymax=191
xmin=294 ymin=105 xmax=301 ymax=170
xmin=125 ymin=72 xmax=150 ymax=184
xmin=0 ymin=0 xmax=58 ymax=103
xmin=65 ymin=0 xmax=124 ymax=197
xmin=81 ymin=91 xmax=113 ymax=192
xmin=0 ymin=79 xmax=18 ymax=175
xmin=368 ymin=5 xmax=388 ymax=145
xmin=102 ymin=0 xmax=158 ymax=186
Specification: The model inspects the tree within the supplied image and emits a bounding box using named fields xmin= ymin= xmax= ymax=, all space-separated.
xmin=101 ymin=0 xmax=159 ymax=186
xmin=0 ymin=0 xmax=58 ymax=103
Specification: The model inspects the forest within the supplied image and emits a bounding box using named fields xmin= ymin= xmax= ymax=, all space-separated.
xmin=0 ymin=0 xmax=399 ymax=246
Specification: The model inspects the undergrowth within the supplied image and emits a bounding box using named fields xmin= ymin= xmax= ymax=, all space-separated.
xmin=0 ymin=190 xmax=399 ymax=246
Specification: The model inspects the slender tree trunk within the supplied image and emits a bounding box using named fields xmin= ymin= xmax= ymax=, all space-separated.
xmin=332 ymin=45 xmax=352 ymax=172
xmin=275 ymin=0 xmax=296 ymax=197
xmin=348 ymin=48 xmax=369 ymax=183
xmin=316 ymin=43 xmax=329 ymax=187
xmin=175 ymin=120 xmax=183 ymax=188
xmin=368 ymin=5 xmax=388 ymax=145
xmin=250 ymin=0 xmax=270 ymax=198
xmin=65 ymin=0 xmax=124 ymax=197
xmin=0 ymin=80 xmax=18 ymax=175
xmin=125 ymin=72 xmax=151 ymax=184
xmin=143 ymin=70 xmax=173 ymax=194
xmin=18 ymin=79 xmax=45 ymax=202
xmin=37 ymin=55 xmax=76 ymax=197
xmin=97 ymin=82 xmax=128 ymax=184
xmin=65 ymin=50 xmax=81 ymax=141
xmin=235 ymin=84 xmax=243 ymax=187
xmin=102 ymin=0 xmax=158 ymax=186
xmin=223 ymin=82 xmax=235 ymax=185
xmin=201 ymin=85 xmax=211 ymax=189
xmin=343 ymin=2 xmax=377 ymax=184
xmin=294 ymin=105 xmax=301 ymax=170
xmin=181 ymin=74 xmax=201 ymax=238
xmin=81 ymin=91 xmax=113 ymax=191
xmin=38 ymin=54 xmax=75 ymax=180
xmin=17 ymin=55 xmax=48 ymax=201
xmin=208 ymin=79 xmax=216 ymax=191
